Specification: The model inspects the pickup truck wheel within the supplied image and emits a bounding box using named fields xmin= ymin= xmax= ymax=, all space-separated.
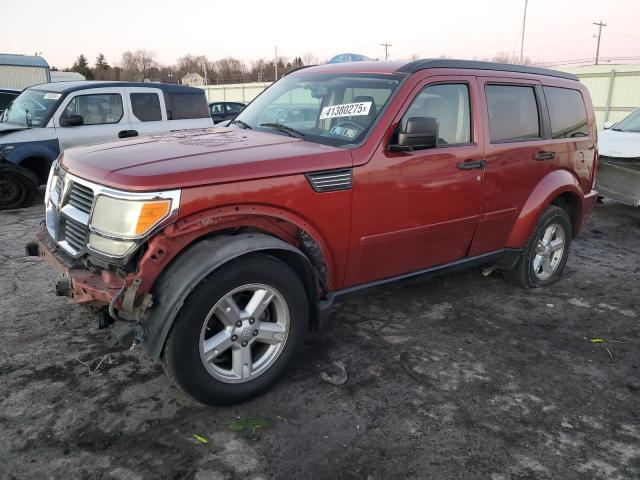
xmin=162 ymin=254 xmax=309 ymax=405
xmin=0 ymin=165 xmax=39 ymax=210
xmin=503 ymin=205 xmax=572 ymax=288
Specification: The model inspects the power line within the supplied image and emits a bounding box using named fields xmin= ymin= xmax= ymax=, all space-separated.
xmin=380 ymin=43 xmax=392 ymax=61
xmin=593 ymin=20 xmax=607 ymax=65
xmin=520 ymin=0 xmax=529 ymax=63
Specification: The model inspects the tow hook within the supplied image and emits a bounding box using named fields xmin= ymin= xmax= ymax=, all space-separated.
xmin=25 ymin=240 xmax=39 ymax=257
xmin=55 ymin=277 xmax=72 ymax=297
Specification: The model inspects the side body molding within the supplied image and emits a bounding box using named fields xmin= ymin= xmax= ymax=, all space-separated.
xmin=141 ymin=233 xmax=312 ymax=359
xmin=506 ymin=169 xmax=585 ymax=248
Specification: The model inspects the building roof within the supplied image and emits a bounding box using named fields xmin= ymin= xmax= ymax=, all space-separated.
xmin=25 ymin=80 xmax=204 ymax=94
xmin=182 ymin=72 xmax=204 ymax=79
xmin=50 ymin=71 xmax=86 ymax=82
xmin=0 ymin=54 xmax=49 ymax=68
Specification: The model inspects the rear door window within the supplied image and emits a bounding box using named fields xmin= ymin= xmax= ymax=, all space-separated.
xmin=485 ymin=85 xmax=540 ymax=143
xmin=164 ymin=92 xmax=209 ymax=120
xmin=543 ymin=87 xmax=588 ymax=138
xmin=130 ymin=92 xmax=162 ymax=122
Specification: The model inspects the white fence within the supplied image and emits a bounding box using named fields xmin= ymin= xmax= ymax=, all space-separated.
xmin=563 ymin=64 xmax=640 ymax=128
xmin=198 ymin=82 xmax=272 ymax=104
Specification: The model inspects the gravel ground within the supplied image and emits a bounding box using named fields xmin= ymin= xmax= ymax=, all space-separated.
xmin=1 ymin=193 xmax=639 ymax=480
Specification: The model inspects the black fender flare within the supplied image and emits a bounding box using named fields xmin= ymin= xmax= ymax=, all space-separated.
xmin=140 ymin=233 xmax=314 ymax=359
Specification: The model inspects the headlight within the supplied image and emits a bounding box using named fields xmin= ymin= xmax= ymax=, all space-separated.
xmin=88 ymin=234 xmax=136 ymax=257
xmin=88 ymin=190 xmax=179 ymax=257
xmin=44 ymin=162 xmax=57 ymax=205
xmin=91 ymin=196 xmax=172 ymax=237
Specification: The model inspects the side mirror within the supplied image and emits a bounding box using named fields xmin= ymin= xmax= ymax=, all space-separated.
xmin=390 ymin=117 xmax=439 ymax=151
xmin=602 ymin=121 xmax=615 ymax=130
xmin=59 ymin=114 xmax=84 ymax=127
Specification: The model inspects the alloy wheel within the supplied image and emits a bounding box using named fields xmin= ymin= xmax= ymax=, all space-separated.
xmin=198 ymin=283 xmax=290 ymax=383
xmin=532 ymin=223 xmax=566 ymax=280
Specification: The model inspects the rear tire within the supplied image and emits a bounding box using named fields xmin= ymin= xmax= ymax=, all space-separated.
xmin=503 ymin=205 xmax=572 ymax=288
xmin=0 ymin=164 xmax=39 ymax=210
xmin=162 ymin=254 xmax=309 ymax=406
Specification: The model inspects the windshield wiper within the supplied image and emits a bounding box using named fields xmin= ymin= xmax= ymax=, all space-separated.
xmin=231 ymin=119 xmax=252 ymax=129
xmin=259 ymin=122 xmax=305 ymax=139
xmin=611 ymin=127 xmax=626 ymax=132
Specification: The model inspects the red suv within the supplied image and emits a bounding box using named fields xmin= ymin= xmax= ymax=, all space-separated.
xmin=29 ymin=60 xmax=598 ymax=405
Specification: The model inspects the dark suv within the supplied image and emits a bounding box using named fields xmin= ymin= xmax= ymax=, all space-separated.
xmin=29 ymin=59 xmax=598 ymax=405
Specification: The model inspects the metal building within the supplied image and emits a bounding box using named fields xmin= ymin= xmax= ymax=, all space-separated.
xmin=0 ymin=54 xmax=51 ymax=90
xmin=562 ymin=64 xmax=640 ymax=128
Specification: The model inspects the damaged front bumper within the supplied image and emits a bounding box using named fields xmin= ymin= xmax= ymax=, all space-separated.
xmin=28 ymin=227 xmax=152 ymax=321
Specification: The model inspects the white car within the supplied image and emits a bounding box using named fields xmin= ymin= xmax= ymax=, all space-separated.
xmin=597 ymin=108 xmax=640 ymax=207
xmin=0 ymin=81 xmax=213 ymax=209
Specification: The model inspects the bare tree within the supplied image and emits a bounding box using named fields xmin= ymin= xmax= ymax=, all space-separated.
xmin=120 ymin=49 xmax=158 ymax=81
xmin=301 ymin=52 xmax=320 ymax=65
xmin=214 ymin=56 xmax=248 ymax=84
xmin=491 ymin=51 xmax=536 ymax=65
xmin=175 ymin=54 xmax=210 ymax=80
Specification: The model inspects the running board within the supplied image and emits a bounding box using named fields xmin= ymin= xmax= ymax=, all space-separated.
xmin=317 ymin=248 xmax=522 ymax=319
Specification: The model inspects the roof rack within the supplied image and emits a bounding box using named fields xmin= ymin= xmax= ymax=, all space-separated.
xmin=397 ymin=59 xmax=579 ymax=82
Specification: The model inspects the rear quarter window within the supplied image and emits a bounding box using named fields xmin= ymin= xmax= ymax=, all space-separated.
xmin=164 ymin=92 xmax=209 ymax=120
xmin=486 ymin=85 xmax=540 ymax=143
xmin=543 ymin=87 xmax=588 ymax=138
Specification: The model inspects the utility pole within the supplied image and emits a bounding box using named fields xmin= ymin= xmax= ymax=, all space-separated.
xmin=520 ymin=0 xmax=528 ymax=63
xmin=593 ymin=20 xmax=607 ymax=65
xmin=275 ymin=46 xmax=278 ymax=81
xmin=380 ymin=43 xmax=392 ymax=61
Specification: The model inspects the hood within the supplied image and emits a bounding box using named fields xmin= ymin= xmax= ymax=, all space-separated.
xmin=0 ymin=123 xmax=29 ymax=137
xmin=598 ymin=129 xmax=640 ymax=158
xmin=61 ymin=127 xmax=353 ymax=191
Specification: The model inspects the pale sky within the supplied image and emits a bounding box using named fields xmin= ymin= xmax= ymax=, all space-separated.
xmin=2 ymin=0 xmax=639 ymax=69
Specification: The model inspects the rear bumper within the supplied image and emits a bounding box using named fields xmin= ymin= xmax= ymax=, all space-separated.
xmin=579 ymin=189 xmax=599 ymax=234
xmin=32 ymin=227 xmax=124 ymax=306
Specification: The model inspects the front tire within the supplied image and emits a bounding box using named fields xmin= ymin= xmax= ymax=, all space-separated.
xmin=0 ymin=164 xmax=39 ymax=210
xmin=162 ymin=254 xmax=309 ymax=406
xmin=503 ymin=205 xmax=572 ymax=288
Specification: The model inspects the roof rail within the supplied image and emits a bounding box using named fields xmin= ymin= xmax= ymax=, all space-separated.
xmin=284 ymin=65 xmax=316 ymax=76
xmin=397 ymin=59 xmax=579 ymax=81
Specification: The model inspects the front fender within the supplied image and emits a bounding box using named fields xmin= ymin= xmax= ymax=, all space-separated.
xmin=141 ymin=233 xmax=311 ymax=359
xmin=2 ymin=138 xmax=60 ymax=165
xmin=506 ymin=170 xmax=584 ymax=248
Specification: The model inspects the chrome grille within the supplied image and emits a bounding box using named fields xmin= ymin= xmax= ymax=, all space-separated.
xmin=54 ymin=174 xmax=64 ymax=197
xmin=305 ymin=169 xmax=353 ymax=192
xmin=68 ymin=182 xmax=94 ymax=214
xmin=64 ymin=217 xmax=88 ymax=252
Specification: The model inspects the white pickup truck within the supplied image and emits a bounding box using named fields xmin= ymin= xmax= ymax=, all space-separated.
xmin=0 ymin=81 xmax=213 ymax=209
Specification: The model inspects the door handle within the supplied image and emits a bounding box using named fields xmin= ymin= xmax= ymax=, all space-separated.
xmin=534 ymin=151 xmax=555 ymax=161
xmin=457 ymin=159 xmax=486 ymax=170
xmin=118 ymin=130 xmax=139 ymax=139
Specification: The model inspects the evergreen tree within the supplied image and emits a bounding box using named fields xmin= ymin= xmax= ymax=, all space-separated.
xmin=71 ymin=54 xmax=93 ymax=79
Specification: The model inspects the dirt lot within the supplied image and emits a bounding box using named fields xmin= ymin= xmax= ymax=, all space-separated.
xmin=1 ymin=193 xmax=639 ymax=480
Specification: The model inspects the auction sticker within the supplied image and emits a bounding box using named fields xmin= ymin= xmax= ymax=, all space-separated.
xmin=43 ymin=93 xmax=62 ymax=100
xmin=320 ymin=102 xmax=372 ymax=120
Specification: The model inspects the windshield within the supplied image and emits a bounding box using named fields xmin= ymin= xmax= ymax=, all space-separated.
xmin=232 ymin=72 xmax=403 ymax=146
xmin=613 ymin=108 xmax=640 ymax=133
xmin=1 ymin=89 xmax=62 ymax=127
